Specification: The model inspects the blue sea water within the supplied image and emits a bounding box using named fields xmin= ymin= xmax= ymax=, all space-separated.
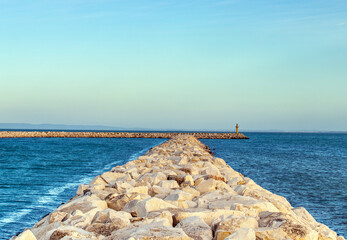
xmin=0 ymin=133 xmax=346 ymax=239
xmin=202 ymin=133 xmax=347 ymax=237
xmin=0 ymin=138 xmax=165 ymax=239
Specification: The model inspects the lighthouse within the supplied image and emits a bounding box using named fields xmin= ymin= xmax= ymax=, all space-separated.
xmin=236 ymin=123 xmax=239 ymax=134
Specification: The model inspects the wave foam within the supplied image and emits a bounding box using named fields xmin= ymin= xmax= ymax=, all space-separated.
xmin=0 ymin=208 xmax=31 ymax=225
xmin=0 ymin=141 xmax=164 ymax=230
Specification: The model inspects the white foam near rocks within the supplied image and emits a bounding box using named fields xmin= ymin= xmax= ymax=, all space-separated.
xmin=12 ymin=135 xmax=345 ymax=240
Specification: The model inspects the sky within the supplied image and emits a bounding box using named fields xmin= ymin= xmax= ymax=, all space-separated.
xmin=0 ymin=0 xmax=346 ymax=131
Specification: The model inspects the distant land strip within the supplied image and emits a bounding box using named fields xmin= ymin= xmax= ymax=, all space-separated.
xmin=0 ymin=131 xmax=248 ymax=139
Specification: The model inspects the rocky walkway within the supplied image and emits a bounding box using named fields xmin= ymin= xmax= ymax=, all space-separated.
xmin=0 ymin=131 xmax=248 ymax=139
xmin=13 ymin=135 xmax=344 ymax=240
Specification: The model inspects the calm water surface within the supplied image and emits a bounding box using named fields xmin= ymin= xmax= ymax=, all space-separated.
xmin=202 ymin=133 xmax=347 ymax=237
xmin=0 ymin=133 xmax=346 ymax=239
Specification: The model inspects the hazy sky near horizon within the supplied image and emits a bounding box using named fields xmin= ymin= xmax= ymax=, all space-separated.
xmin=0 ymin=0 xmax=346 ymax=131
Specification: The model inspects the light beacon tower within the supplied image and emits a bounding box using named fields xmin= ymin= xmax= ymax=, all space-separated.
xmin=236 ymin=123 xmax=239 ymax=134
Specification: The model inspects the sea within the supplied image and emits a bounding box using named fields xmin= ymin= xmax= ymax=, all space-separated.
xmin=0 ymin=132 xmax=346 ymax=239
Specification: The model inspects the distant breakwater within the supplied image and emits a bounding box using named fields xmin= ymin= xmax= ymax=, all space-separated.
xmin=0 ymin=131 xmax=248 ymax=139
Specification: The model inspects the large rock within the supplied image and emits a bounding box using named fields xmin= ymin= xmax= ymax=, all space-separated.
xmin=158 ymin=180 xmax=180 ymax=189
xmin=196 ymin=179 xmax=217 ymax=194
xmin=106 ymin=192 xmax=149 ymax=211
xmin=292 ymin=207 xmax=339 ymax=239
xmin=116 ymin=225 xmax=193 ymax=240
xmin=211 ymin=157 xmax=226 ymax=166
xmin=84 ymin=223 xmax=117 ymax=237
xmin=173 ymin=209 xmax=245 ymax=226
xmin=31 ymin=222 xmax=63 ymax=240
xmin=229 ymin=195 xmax=280 ymax=216
xmin=14 ymin=230 xmax=37 ymax=240
xmin=257 ymin=211 xmax=319 ymax=240
xmin=89 ymin=175 xmax=108 ymax=186
xmin=150 ymin=185 xmax=173 ymax=197
xmin=136 ymin=197 xmax=178 ymax=217
xmin=86 ymin=210 xmax=132 ymax=236
xmin=175 ymin=216 xmax=213 ymax=240
xmin=196 ymin=191 xmax=235 ymax=208
xmin=46 ymin=226 xmax=98 ymax=240
xmin=214 ymin=216 xmax=258 ymax=240
xmin=242 ymin=188 xmax=292 ymax=213
xmin=61 ymin=209 xmax=93 ymax=229
xmin=224 ymin=228 xmax=256 ymax=240
xmin=147 ymin=210 xmax=174 ymax=226
xmin=111 ymin=181 xmax=134 ymax=193
xmin=181 ymin=187 xmax=200 ymax=198
xmin=122 ymin=199 xmax=140 ymax=215
xmin=101 ymin=171 xmax=125 ymax=183
xmin=138 ymin=172 xmax=167 ymax=185
xmin=91 ymin=209 xmax=131 ymax=224
xmin=48 ymin=211 xmax=68 ymax=224
xmin=126 ymin=186 xmax=149 ymax=195
xmin=293 ymin=207 xmax=317 ymax=225
xmin=165 ymin=190 xmax=194 ymax=201
xmin=315 ymin=223 xmax=339 ymax=240
xmin=76 ymin=184 xmax=88 ymax=195
xmin=56 ymin=195 xmax=107 ymax=214
xmin=107 ymin=219 xmax=189 ymax=240
xmin=201 ymin=162 xmax=221 ymax=176
xmin=178 ymin=156 xmax=188 ymax=165
xmin=168 ymin=175 xmax=194 ymax=186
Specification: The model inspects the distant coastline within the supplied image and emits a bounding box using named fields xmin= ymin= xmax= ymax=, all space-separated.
xmin=0 ymin=123 xmax=345 ymax=133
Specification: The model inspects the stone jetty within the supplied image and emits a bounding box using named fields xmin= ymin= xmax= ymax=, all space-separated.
xmin=0 ymin=131 xmax=248 ymax=139
xmin=13 ymin=135 xmax=344 ymax=240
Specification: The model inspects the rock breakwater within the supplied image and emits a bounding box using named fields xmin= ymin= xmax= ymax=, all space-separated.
xmin=0 ymin=131 xmax=248 ymax=139
xmin=13 ymin=135 xmax=344 ymax=240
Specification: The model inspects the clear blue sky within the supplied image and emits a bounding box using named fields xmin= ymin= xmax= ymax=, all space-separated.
xmin=0 ymin=0 xmax=346 ymax=131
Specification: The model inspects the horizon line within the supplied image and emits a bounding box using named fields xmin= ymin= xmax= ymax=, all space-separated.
xmin=0 ymin=123 xmax=346 ymax=134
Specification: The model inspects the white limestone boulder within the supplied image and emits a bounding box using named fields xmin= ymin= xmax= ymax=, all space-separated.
xmin=138 ymin=172 xmax=167 ymax=185
xmin=257 ymin=211 xmax=319 ymax=240
xmin=201 ymin=162 xmax=221 ymax=176
xmin=136 ymin=197 xmax=178 ymax=217
xmin=181 ymin=186 xmax=200 ymax=198
xmin=14 ymin=230 xmax=37 ymax=240
xmin=196 ymin=179 xmax=217 ymax=193
xmin=173 ymin=209 xmax=245 ymax=226
xmin=224 ymin=228 xmax=256 ymax=240
xmin=106 ymin=192 xmax=149 ymax=211
xmin=175 ymin=216 xmax=213 ymax=240
xmin=165 ymin=190 xmax=194 ymax=201
xmin=85 ymin=209 xmax=131 ymax=236
xmin=213 ymin=157 xmax=227 ymax=167
xmin=46 ymin=225 xmax=98 ymax=240
xmin=214 ymin=216 xmax=258 ymax=240
xmin=158 ymin=180 xmax=180 ymax=189
xmin=48 ymin=211 xmax=68 ymax=224
xmin=101 ymin=171 xmax=125 ymax=183
xmin=56 ymin=195 xmax=107 ymax=215
xmin=126 ymin=186 xmax=149 ymax=195
xmin=89 ymin=175 xmax=108 ymax=186
xmin=108 ymin=220 xmax=192 ymax=240
xmin=76 ymin=184 xmax=88 ymax=195
xmin=150 ymin=185 xmax=172 ymax=197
